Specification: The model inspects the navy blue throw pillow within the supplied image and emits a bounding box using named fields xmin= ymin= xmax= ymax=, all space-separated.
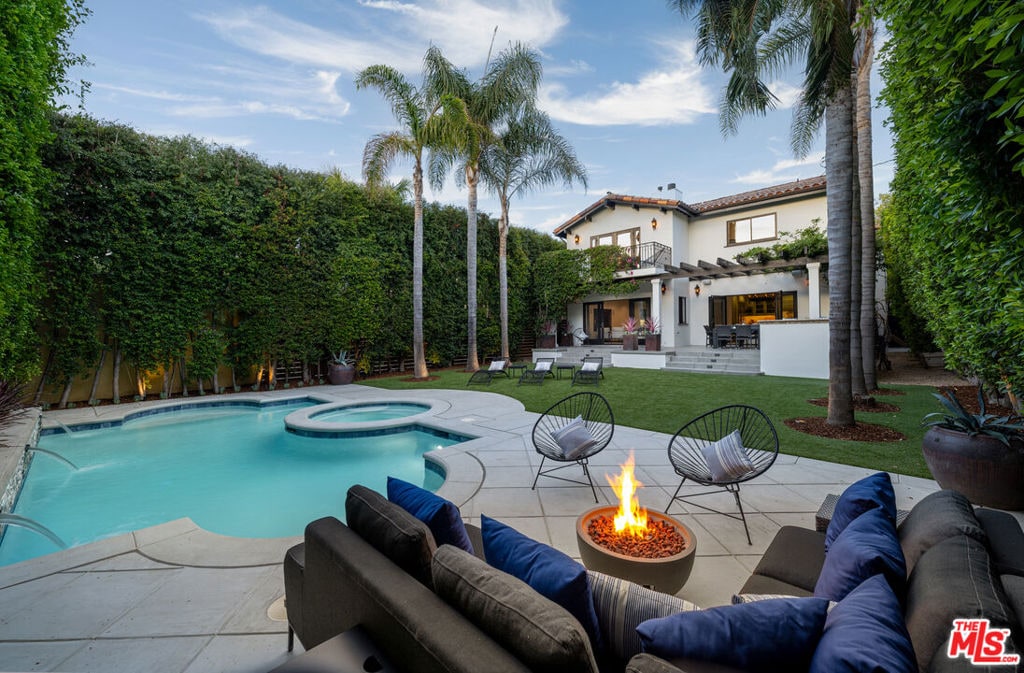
xmin=386 ymin=477 xmax=474 ymax=554
xmin=636 ymin=597 xmax=830 ymax=673
xmin=825 ymin=472 xmax=897 ymax=550
xmin=481 ymin=514 xmax=603 ymax=653
xmin=815 ymin=506 xmax=906 ymax=602
xmin=809 ymin=574 xmax=915 ymax=673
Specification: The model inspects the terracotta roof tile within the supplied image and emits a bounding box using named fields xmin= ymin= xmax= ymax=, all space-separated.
xmin=689 ymin=175 xmax=827 ymax=213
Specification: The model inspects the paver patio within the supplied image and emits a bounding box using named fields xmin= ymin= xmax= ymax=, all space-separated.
xmin=0 ymin=384 xmax=945 ymax=672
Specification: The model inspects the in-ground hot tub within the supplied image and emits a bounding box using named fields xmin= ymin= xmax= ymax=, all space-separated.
xmin=284 ymin=400 xmax=439 ymax=437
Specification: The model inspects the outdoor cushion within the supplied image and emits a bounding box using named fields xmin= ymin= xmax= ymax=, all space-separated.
xmin=898 ymin=489 xmax=988 ymax=574
xmin=551 ymin=416 xmax=599 ymax=460
xmin=536 ymin=360 xmax=552 ymax=371
xmin=345 ymin=484 xmax=436 ymax=588
xmin=481 ymin=515 xmax=603 ymax=652
xmin=699 ymin=430 xmax=754 ymax=481
xmin=432 ymin=545 xmax=599 ymax=673
xmin=386 ymin=476 xmax=474 ymax=554
xmin=975 ymin=508 xmax=1024 ymax=576
xmin=904 ymin=534 xmax=1017 ymax=672
xmin=814 ymin=507 xmax=906 ymax=602
xmin=809 ymin=574 xmax=915 ymax=673
xmin=588 ymin=570 xmax=699 ymax=662
xmin=581 ymin=361 xmax=600 ymax=372
xmin=824 ymin=471 xmax=897 ymax=550
xmin=744 ymin=526 xmax=826 ymax=594
xmin=488 ymin=360 xmax=507 ymax=371
xmin=636 ymin=596 xmax=830 ymax=673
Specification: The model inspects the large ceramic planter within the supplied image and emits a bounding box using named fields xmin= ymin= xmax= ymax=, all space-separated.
xmin=922 ymin=426 xmax=1024 ymax=510
xmin=327 ymin=363 xmax=355 ymax=385
xmin=536 ymin=335 xmax=556 ymax=348
xmin=622 ymin=334 xmax=638 ymax=351
xmin=645 ymin=335 xmax=661 ymax=351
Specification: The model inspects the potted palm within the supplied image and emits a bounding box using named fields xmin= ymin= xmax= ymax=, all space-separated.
xmin=922 ymin=389 xmax=1024 ymax=509
xmin=644 ymin=317 xmax=661 ymax=351
xmin=327 ymin=350 xmax=356 ymax=385
xmin=622 ymin=317 xmax=639 ymax=351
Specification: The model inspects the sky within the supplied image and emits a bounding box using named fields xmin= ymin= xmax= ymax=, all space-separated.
xmin=62 ymin=0 xmax=894 ymax=234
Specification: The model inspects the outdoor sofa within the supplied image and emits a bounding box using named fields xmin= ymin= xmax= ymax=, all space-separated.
xmin=280 ymin=479 xmax=1024 ymax=673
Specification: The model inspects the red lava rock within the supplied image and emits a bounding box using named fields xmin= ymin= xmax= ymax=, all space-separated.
xmin=586 ymin=515 xmax=687 ymax=559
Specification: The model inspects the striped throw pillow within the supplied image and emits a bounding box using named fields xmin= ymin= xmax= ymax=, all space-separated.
xmin=700 ymin=430 xmax=754 ymax=481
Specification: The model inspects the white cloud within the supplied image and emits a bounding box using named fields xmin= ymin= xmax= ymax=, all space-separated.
xmin=731 ymin=151 xmax=825 ymax=184
xmin=197 ymin=1 xmax=567 ymax=75
xmin=93 ymin=83 xmax=211 ymax=102
xmin=538 ymin=42 xmax=716 ymax=126
xmin=768 ymin=80 xmax=803 ymax=109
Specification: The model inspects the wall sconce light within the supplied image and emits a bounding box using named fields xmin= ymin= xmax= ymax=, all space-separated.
xmin=660 ymin=281 xmax=667 ymax=295
xmin=573 ymin=234 xmax=580 ymax=244
xmin=651 ymin=217 xmax=658 ymax=230
xmin=694 ymin=284 xmax=701 ymax=297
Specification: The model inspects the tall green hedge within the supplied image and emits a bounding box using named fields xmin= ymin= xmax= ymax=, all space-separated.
xmin=878 ymin=0 xmax=1024 ymax=401
xmin=34 ymin=114 xmax=562 ymax=402
xmin=0 ymin=0 xmax=87 ymax=381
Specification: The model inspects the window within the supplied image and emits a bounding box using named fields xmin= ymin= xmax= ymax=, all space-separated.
xmin=678 ymin=297 xmax=688 ymax=325
xmin=592 ymin=227 xmax=640 ymax=249
xmin=726 ymin=213 xmax=777 ymax=245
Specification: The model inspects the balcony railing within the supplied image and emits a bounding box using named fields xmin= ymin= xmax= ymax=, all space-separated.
xmin=614 ymin=241 xmax=672 ymax=272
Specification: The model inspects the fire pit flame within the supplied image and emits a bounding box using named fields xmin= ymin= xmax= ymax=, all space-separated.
xmin=606 ymin=453 xmax=648 ymax=537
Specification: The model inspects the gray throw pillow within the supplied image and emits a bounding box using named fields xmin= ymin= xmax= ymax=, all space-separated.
xmin=699 ymin=430 xmax=754 ymax=481
xmin=898 ymin=489 xmax=987 ymax=573
xmin=431 ymin=545 xmax=599 ymax=673
xmin=588 ymin=570 xmax=700 ymax=662
xmin=345 ymin=484 xmax=436 ymax=588
xmin=551 ymin=415 xmax=599 ymax=460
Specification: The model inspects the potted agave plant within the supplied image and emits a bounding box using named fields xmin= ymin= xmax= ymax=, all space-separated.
xmin=922 ymin=389 xmax=1024 ymax=509
xmin=327 ymin=350 xmax=356 ymax=385
xmin=622 ymin=317 xmax=639 ymax=351
xmin=644 ymin=317 xmax=662 ymax=351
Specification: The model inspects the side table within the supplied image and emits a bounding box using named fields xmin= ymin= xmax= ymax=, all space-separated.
xmin=556 ymin=364 xmax=575 ymax=380
xmin=508 ymin=363 xmax=527 ymax=378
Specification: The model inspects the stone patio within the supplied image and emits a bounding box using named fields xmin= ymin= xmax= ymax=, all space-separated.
xmin=0 ymin=384 xmax=944 ymax=673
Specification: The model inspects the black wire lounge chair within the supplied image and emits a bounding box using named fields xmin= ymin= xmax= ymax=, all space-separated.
xmin=571 ymin=356 xmax=604 ymax=386
xmin=518 ymin=357 xmax=555 ymax=385
xmin=467 ymin=358 xmax=509 ymax=385
xmin=665 ymin=405 xmax=779 ymax=544
xmin=531 ymin=392 xmax=615 ymax=502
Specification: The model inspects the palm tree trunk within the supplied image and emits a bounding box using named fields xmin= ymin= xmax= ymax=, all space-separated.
xmin=88 ymin=346 xmax=107 ymax=404
xmin=849 ymin=93 xmax=866 ymax=397
xmin=498 ymin=195 xmax=511 ymax=360
xmin=465 ymin=164 xmax=480 ymax=371
xmin=412 ymin=159 xmax=428 ymax=379
xmin=857 ymin=24 xmax=878 ymax=391
xmin=826 ymin=88 xmax=855 ymax=426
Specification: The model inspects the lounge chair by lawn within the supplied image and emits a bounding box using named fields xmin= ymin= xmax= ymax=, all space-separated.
xmin=518 ymin=357 xmax=554 ymax=385
xmin=572 ymin=356 xmax=604 ymax=386
xmin=467 ymin=358 xmax=509 ymax=386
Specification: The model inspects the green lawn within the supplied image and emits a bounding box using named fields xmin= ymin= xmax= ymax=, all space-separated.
xmin=363 ymin=367 xmax=940 ymax=479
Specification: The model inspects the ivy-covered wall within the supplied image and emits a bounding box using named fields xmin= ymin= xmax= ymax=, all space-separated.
xmin=31 ymin=114 xmax=562 ymax=406
xmin=878 ymin=0 xmax=1024 ymax=400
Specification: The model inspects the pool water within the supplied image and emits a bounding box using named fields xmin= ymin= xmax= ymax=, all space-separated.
xmin=0 ymin=402 xmax=455 ymax=567
xmin=311 ymin=402 xmax=430 ymax=423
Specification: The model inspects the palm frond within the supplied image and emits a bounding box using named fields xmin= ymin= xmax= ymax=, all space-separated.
xmin=362 ymin=132 xmax=415 ymax=188
xmin=354 ymin=65 xmax=422 ymax=133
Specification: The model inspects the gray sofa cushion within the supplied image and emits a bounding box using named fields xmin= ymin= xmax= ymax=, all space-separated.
xmin=905 ymin=535 xmax=1016 ymax=672
xmin=345 ymin=484 xmax=436 ymax=588
xmin=745 ymin=526 xmax=826 ymax=593
xmin=587 ymin=570 xmax=700 ymax=662
xmin=432 ymin=545 xmax=599 ymax=673
xmin=975 ymin=508 xmax=1024 ymax=576
xmin=899 ymin=490 xmax=987 ymax=573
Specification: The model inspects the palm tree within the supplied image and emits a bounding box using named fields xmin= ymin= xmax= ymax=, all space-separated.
xmin=356 ymin=49 xmax=470 ymax=380
xmin=856 ymin=20 xmax=878 ymax=392
xmin=479 ymin=106 xmax=588 ymax=359
xmin=671 ymin=0 xmax=858 ymax=425
xmin=426 ymin=44 xmax=542 ymax=371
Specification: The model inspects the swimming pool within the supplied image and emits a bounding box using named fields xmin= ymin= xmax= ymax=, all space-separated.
xmin=0 ymin=398 xmax=467 ymax=567
xmin=310 ymin=402 xmax=431 ymax=423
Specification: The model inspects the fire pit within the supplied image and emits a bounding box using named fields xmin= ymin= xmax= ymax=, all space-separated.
xmin=576 ymin=456 xmax=696 ymax=594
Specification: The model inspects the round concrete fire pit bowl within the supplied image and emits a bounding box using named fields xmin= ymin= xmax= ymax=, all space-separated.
xmin=576 ymin=506 xmax=696 ymax=594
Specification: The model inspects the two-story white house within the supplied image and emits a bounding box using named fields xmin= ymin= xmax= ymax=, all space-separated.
xmin=552 ymin=176 xmax=831 ymax=375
